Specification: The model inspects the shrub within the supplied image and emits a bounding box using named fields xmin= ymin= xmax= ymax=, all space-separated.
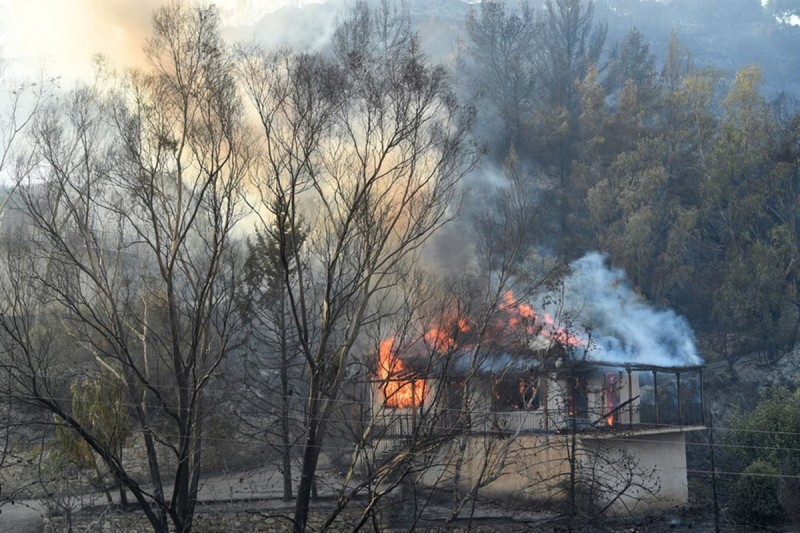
xmin=779 ymin=474 xmax=800 ymax=524
xmin=730 ymin=460 xmax=784 ymax=525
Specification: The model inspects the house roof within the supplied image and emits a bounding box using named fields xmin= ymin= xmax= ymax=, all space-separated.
xmin=569 ymin=359 xmax=706 ymax=373
xmin=384 ymin=346 xmax=704 ymax=382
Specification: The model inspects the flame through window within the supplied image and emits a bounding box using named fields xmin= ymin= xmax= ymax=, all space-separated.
xmin=493 ymin=373 xmax=540 ymax=410
xmin=378 ymin=337 xmax=426 ymax=409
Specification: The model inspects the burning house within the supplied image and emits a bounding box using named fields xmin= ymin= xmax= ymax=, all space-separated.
xmin=364 ymin=256 xmax=705 ymax=514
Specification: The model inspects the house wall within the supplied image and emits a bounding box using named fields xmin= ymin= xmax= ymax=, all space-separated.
xmin=580 ymin=431 xmax=688 ymax=513
xmin=467 ymin=434 xmax=572 ymax=501
xmin=412 ymin=430 xmax=690 ymax=514
xmin=413 ymin=433 xmax=572 ymax=501
xmin=370 ymin=369 xmax=692 ymax=514
xmin=543 ymin=374 xmax=569 ymax=428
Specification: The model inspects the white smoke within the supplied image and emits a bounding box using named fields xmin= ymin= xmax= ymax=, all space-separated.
xmin=554 ymin=252 xmax=701 ymax=367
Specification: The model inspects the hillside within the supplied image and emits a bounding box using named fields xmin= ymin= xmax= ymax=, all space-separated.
xmin=227 ymin=0 xmax=800 ymax=98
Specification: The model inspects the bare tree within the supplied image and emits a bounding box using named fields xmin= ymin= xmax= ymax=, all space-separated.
xmin=0 ymin=76 xmax=48 ymax=491
xmin=439 ymin=150 xmax=556 ymax=524
xmin=0 ymin=5 xmax=249 ymax=532
xmin=308 ymin=272 xmax=473 ymax=531
xmin=324 ymin=150 xmax=560 ymax=529
xmin=237 ymin=2 xmax=475 ymax=530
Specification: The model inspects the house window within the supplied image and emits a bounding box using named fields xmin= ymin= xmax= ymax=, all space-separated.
xmin=569 ymin=375 xmax=588 ymax=420
xmin=493 ymin=373 xmax=540 ymax=410
xmin=382 ymin=377 xmax=425 ymax=409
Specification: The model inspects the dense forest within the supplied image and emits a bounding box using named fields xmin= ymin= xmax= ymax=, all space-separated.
xmin=1 ymin=1 xmax=800 ymax=532
xmin=454 ymin=0 xmax=800 ymax=368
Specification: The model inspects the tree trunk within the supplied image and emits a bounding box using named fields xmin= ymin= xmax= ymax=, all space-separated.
xmin=448 ymin=374 xmax=473 ymax=523
xmin=172 ymin=431 xmax=194 ymax=533
xmin=90 ymin=456 xmax=114 ymax=505
xmin=116 ymin=445 xmax=129 ymax=507
xmin=280 ymin=297 xmax=293 ymax=501
xmin=568 ymin=414 xmax=578 ymax=533
xmin=135 ymin=406 xmax=169 ymax=532
xmin=117 ymin=476 xmax=129 ymax=507
xmin=293 ymin=411 xmax=324 ymax=533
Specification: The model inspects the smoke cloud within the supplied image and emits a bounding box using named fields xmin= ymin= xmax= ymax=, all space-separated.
xmin=0 ymin=0 xmax=169 ymax=84
xmin=0 ymin=0 xmax=314 ymax=85
xmin=556 ymin=252 xmax=701 ymax=367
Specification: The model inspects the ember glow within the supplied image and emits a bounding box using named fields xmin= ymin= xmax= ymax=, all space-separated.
xmin=378 ymin=337 xmax=425 ymax=408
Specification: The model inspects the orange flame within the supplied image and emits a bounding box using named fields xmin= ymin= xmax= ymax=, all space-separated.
xmin=378 ymin=337 xmax=425 ymax=408
xmin=423 ymin=313 xmax=470 ymax=351
xmin=423 ymin=327 xmax=457 ymax=351
xmin=499 ymin=291 xmax=584 ymax=347
xmin=376 ymin=292 xmax=585 ymax=408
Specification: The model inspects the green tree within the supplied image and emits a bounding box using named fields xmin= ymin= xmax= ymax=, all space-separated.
xmin=534 ymin=0 xmax=607 ymax=119
xmin=586 ymin=33 xmax=721 ymax=316
xmin=701 ymin=66 xmax=794 ymax=362
xmin=588 ymin=140 xmax=668 ymax=291
xmin=529 ymin=0 xmax=607 ymax=250
xmin=729 ymin=460 xmax=784 ymax=525
xmin=604 ymin=28 xmax=659 ymax=109
xmin=585 ymin=48 xmax=673 ymax=294
xmin=726 ymin=387 xmax=800 ymax=524
xmin=728 ymin=388 xmax=800 ymax=476
xmin=464 ymin=0 xmax=537 ymax=155
xmin=770 ymin=111 xmax=800 ymax=344
xmin=565 ymin=65 xmax=609 ymax=252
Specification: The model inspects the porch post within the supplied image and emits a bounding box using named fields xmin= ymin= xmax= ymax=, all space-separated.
xmin=699 ymin=368 xmax=705 ymax=426
xmin=627 ymin=367 xmax=633 ymax=428
xmin=653 ymin=370 xmax=659 ymax=426
xmin=677 ymin=372 xmax=683 ymax=426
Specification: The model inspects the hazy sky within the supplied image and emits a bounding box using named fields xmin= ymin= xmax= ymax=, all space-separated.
xmin=0 ymin=0 xmax=325 ymax=85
